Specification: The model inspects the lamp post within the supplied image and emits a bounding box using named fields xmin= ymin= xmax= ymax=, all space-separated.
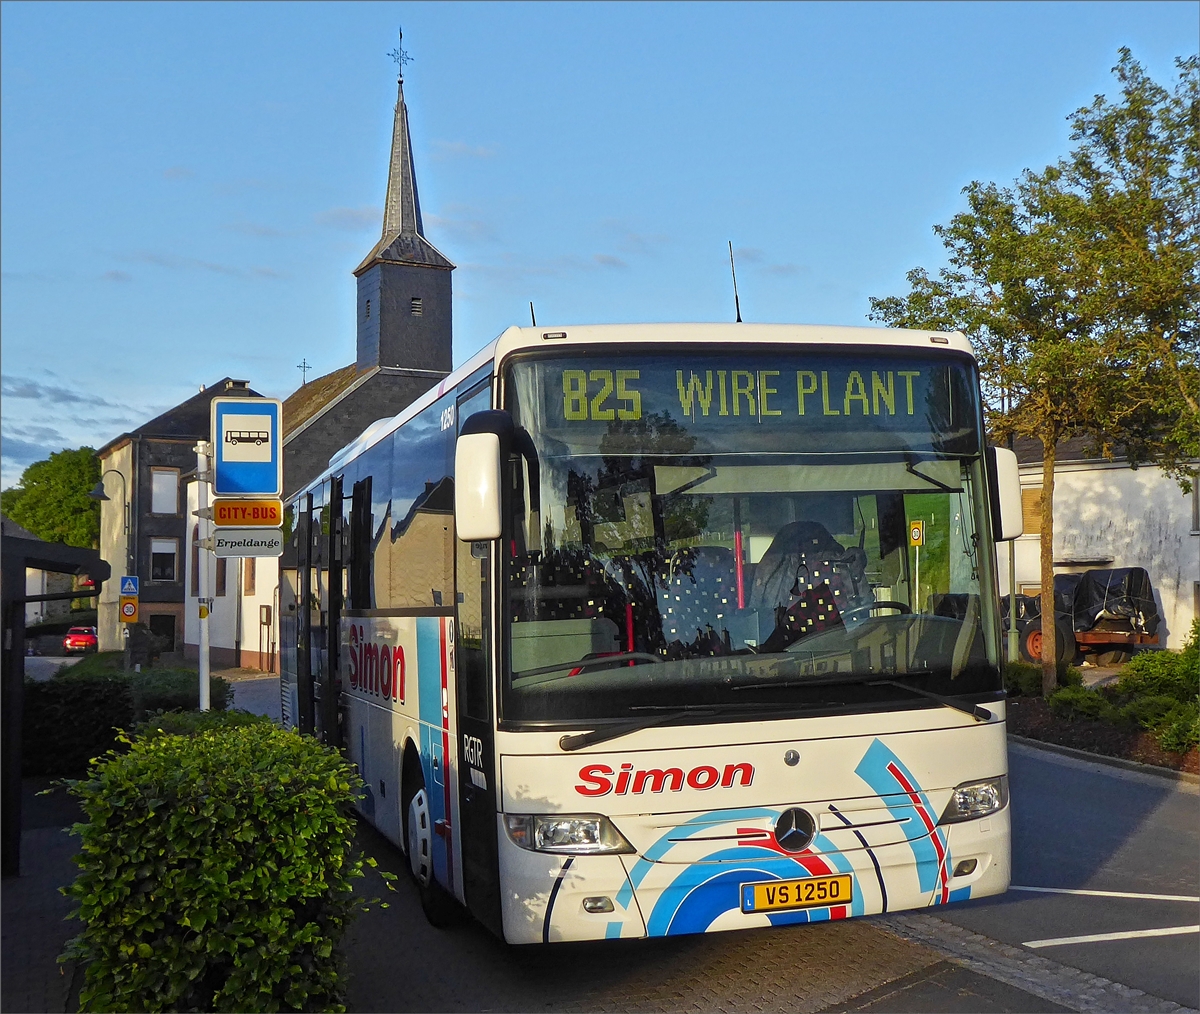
xmin=89 ymin=470 xmax=133 ymax=666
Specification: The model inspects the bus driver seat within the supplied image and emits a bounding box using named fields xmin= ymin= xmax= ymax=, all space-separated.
xmin=749 ymin=520 xmax=871 ymax=650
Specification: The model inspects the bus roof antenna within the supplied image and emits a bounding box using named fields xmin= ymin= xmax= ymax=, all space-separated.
xmin=728 ymin=241 xmax=743 ymax=323
xmin=530 ymin=301 xmax=537 ymax=327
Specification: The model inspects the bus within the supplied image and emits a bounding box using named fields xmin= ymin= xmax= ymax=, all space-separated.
xmin=280 ymin=323 xmax=1023 ymax=944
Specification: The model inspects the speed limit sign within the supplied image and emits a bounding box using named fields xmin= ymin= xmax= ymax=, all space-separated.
xmin=909 ymin=520 xmax=925 ymax=547
xmin=119 ymin=595 xmax=139 ymax=623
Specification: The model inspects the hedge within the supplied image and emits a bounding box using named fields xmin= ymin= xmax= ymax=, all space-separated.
xmin=61 ymin=722 xmax=367 ymax=1013
xmin=24 ymin=668 xmax=231 ymax=776
xmin=1003 ymin=660 xmax=1080 ymax=697
xmin=1047 ymin=622 xmax=1200 ymax=754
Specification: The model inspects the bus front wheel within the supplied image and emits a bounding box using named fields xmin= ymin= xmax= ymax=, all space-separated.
xmin=403 ymin=771 xmax=462 ymax=928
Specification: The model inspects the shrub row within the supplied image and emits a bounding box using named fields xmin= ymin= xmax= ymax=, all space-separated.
xmin=1046 ymin=622 xmax=1200 ymax=754
xmin=62 ymin=716 xmax=366 ymax=1012
xmin=24 ymin=666 xmax=231 ymax=776
xmin=1003 ymin=659 xmax=1080 ymax=697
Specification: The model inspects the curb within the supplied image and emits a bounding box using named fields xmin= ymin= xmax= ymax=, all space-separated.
xmin=1008 ymin=734 xmax=1199 ymax=785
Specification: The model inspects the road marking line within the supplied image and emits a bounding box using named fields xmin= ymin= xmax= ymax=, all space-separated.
xmin=1011 ymin=885 xmax=1200 ymax=903
xmin=1023 ymin=925 xmax=1200 ymax=948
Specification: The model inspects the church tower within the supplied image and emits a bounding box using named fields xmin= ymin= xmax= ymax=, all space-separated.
xmin=353 ymin=54 xmax=454 ymax=374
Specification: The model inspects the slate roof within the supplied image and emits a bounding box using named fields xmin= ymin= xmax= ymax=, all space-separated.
xmin=96 ymin=379 xmax=261 ymax=457
xmin=1014 ymin=434 xmax=1118 ymax=466
xmin=282 ymin=364 xmax=362 ymax=440
xmin=353 ymin=74 xmax=454 ymax=275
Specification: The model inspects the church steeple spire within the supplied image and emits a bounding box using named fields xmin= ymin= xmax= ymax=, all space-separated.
xmin=353 ymin=29 xmax=454 ymax=376
xmin=355 ymin=29 xmax=453 ymax=275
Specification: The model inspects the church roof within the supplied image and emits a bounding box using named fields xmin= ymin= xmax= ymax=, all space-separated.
xmin=282 ymin=363 xmax=362 ymax=440
xmin=354 ymin=73 xmax=454 ymax=275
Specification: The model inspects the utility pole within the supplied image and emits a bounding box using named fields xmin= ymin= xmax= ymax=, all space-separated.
xmin=195 ymin=441 xmax=212 ymax=711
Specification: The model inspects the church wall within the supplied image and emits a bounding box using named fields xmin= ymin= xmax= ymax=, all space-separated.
xmin=356 ymin=266 xmax=383 ymax=372
xmin=376 ymin=262 xmax=452 ymax=373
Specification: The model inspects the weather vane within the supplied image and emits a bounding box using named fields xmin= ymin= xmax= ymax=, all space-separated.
xmin=388 ymin=26 xmax=412 ymax=77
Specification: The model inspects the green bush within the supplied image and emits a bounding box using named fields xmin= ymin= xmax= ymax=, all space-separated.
xmin=1155 ymin=699 xmax=1200 ymax=754
xmin=62 ymin=724 xmax=366 ymax=1013
xmin=24 ymin=666 xmax=231 ymax=776
xmin=1047 ymin=685 xmax=1119 ymax=723
xmin=1118 ymin=694 xmax=1183 ymax=730
xmin=23 ymin=674 xmax=134 ymax=777
xmin=132 ymin=668 xmax=230 ymax=715
xmin=136 ymin=709 xmax=269 ymax=740
xmin=1116 ymin=642 xmax=1199 ymax=704
xmin=1004 ymin=660 xmax=1080 ymax=697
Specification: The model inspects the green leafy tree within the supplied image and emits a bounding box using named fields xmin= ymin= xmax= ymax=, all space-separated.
xmin=869 ymin=51 xmax=1200 ymax=696
xmin=0 ymin=447 xmax=101 ymax=548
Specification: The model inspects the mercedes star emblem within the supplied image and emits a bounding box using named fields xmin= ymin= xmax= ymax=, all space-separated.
xmin=775 ymin=807 xmax=816 ymax=852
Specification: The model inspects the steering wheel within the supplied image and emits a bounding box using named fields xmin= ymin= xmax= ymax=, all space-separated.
xmin=841 ymin=600 xmax=912 ymax=623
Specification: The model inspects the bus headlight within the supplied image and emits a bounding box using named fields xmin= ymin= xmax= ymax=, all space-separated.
xmin=504 ymin=814 xmax=635 ymax=854
xmin=938 ymin=776 xmax=1008 ymax=823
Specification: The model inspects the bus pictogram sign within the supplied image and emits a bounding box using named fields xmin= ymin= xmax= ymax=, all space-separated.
xmin=211 ymin=397 xmax=282 ymax=497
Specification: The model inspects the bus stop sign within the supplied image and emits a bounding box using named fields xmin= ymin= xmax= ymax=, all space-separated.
xmin=210 ymin=398 xmax=283 ymax=497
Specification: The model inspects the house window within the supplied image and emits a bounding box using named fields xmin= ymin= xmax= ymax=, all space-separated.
xmin=190 ymin=525 xmax=200 ymax=596
xmin=151 ymin=539 xmax=177 ymax=582
xmin=365 ymin=299 xmax=371 ymax=320
xmin=244 ymin=557 xmax=256 ymax=596
xmin=216 ymin=557 xmax=227 ymax=597
xmin=1021 ymin=488 xmax=1042 ymax=536
xmin=411 ymin=296 xmax=423 ymax=316
xmin=151 ymin=469 xmax=179 ymax=515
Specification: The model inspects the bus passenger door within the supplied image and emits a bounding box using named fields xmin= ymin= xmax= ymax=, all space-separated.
xmin=454 ymin=382 xmax=503 ymax=935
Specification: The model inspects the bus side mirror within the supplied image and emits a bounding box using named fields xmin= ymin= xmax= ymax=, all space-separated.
xmin=455 ymin=411 xmax=513 ymax=542
xmin=987 ymin=445 xmax=1023 ymax=541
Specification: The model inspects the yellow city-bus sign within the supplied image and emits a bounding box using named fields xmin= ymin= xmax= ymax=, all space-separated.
xmin=212 ymin=498 xmax=283 ymax=527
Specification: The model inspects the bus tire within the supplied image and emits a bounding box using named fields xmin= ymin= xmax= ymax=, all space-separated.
xmin=402 ymin=770 xmax=462 ymax=928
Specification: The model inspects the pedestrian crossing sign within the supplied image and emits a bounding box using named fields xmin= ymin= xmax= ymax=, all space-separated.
xmin=120 ymin=576 xmax=139 ymax=596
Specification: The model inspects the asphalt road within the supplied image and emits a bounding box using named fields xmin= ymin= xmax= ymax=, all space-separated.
xmin=937 ymin=741 xmax=1199 ymax=1009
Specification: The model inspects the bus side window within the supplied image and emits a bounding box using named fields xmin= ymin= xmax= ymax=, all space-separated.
xmin=349 ymin=476 xmax=373 ymax=609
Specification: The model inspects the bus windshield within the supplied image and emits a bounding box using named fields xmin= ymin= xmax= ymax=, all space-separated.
xmin=501 ymin=348 xmax=1001 ymax=726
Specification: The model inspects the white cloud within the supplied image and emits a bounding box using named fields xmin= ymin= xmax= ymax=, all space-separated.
xmin=314 ymin=206 xmax=381 ymax=230
xmin=431 ymin=140 xmax=497 ymax=160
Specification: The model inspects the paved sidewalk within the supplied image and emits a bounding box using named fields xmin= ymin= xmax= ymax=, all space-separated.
xmin=1 ymin=779 xmax=84 ymax=1014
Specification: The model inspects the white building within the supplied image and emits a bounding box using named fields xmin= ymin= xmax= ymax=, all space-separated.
xmin=995 ymin=437 xmax=1199 ymax=650
xmin=182 ymin=479 xmax=280 ymax=671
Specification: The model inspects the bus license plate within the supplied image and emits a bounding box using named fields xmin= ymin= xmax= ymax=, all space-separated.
xmin=741 ymin=874 xmax=853 ymax=913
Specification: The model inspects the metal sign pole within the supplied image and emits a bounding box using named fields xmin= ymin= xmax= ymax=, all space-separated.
xmin=195 ymin=441 xmax=212 ymax=712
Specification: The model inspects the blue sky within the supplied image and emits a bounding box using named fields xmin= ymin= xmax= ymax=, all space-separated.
xmin=2 ymin=1 xmax=1195 ymax=487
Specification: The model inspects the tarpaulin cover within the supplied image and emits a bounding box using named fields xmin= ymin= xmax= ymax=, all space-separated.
xmin=999 ymin=569 xmax=1159 ymax=636
xmin=1071 ymin=568 xmax=1160 ymax=636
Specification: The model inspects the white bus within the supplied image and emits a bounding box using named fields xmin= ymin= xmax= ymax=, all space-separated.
xmin=280 ymin=323 xmax=1023 ymax=943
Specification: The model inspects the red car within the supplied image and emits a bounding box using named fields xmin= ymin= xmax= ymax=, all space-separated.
xmin=63 ymin=626 xmax=98 ymax=654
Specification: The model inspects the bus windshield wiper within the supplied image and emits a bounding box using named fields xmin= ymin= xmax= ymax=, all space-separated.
xmin=732 ymin=672 xmax=992 ymax=722
xmin=514 ymin=652 xmax=662 ymax=681
xmin=872 ymin=679 xmax=992 ymax=722
xmin=558 ymin=700 xmax=837 ymax=752
xmin=559 ymin=706 xmax=717 ymax=752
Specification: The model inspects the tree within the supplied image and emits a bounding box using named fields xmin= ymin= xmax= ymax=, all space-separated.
xmin=869 ymin=51 xmax=1200 ymax=695
xmin=0 ymin=447 xmax=101 ymax=549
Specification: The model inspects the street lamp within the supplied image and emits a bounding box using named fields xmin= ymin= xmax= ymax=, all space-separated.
xmin=89 ymin=470 xmax=132 ymax=573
